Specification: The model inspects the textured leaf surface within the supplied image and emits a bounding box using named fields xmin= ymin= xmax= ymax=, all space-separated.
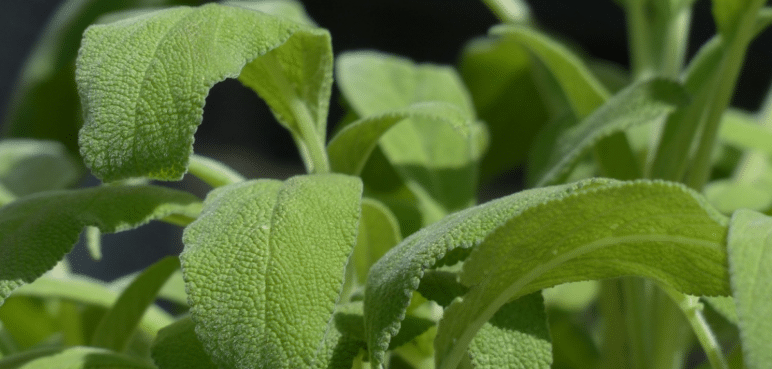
xmin=467 ymin=293 xmax=551 ymax=369
xmin=77 ymin=3 xmax=332 ymax=181
xmin=0 ymin=185 xmax=200 ymax=306
xmin=434 ymin=180 xmax=729 ymax=369
xmin=151 ymin=317 xmax=218 ymax=369
xmin=91 ymin=256 xmax=180 ymax=351
xmin=365 ymin=179 xmax=730 ymax=367
xmin=531 ymin=79 xmax=687 ymax=187
xmin=181 ymin=174 xmax=362 ymax=369
xmin=0 ymin=140 xmax=79 ymax=199
xmin=727 ymin=209 xmax=772 ymax=368
xmin=336 ymin=51 xmax=483 ymax=223
xmin=10 ymin=346 xmax=155 ymax=369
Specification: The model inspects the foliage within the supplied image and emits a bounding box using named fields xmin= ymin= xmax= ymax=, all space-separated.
xmin=1 ymin=0 xmax=771 ymax=368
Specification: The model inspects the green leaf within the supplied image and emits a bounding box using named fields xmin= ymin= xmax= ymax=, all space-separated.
xmin=3 ymin=0 xmax=199 ymax=156
xmin=327 ymin=102 xmax=471 ymax=176
xmin=416 ymin=271 xmax=468 ymax=308
xmin=0 ymin=347 xmax=63 ymax=369
xmin=91 ymin=256 xmax=180 ymax=352
xmin=0 ymin=185 xmax=201 ymax=306
xmin=434 ymin=180 xmax=729 ymax=369
xmin=110 ymin=269 xmax=188 ymax=307
xmin=7 ymin=346 xmax=155 ymax=369
xmin=221 ymin=0 xmax=316 ymax=26
xmin=530 ymin=79 xmax=687 ymax=187
xmin=712 ymin=0 xmax=766 ymax=36
xmin=11 ymin=275 xmax=175 ymax=337
xmin=727 ymin=209 xmax=772 ymax=368
xmin=458 ymin=36 xmax=550 ymax=181
xmin=0 ymin=140 xmax=80 ymax=200
xmin=333 ymin=301 xmax=434 ymax=351
xmin=181 ymin=174 xmax=362 ymax=369
xmin=467 ymin=293 xmax=552 ymax=369
xmin=76 ymin=3 xmax=333 ymax=181
xmin=151 ymin=316 xmax=218 ymax=369
xmin=349 ymin=198 xmax=402 ymax=286
xmin=336 ymin=51 xmax=484 ymax=223
xmin=365 ymin=179 xmax=730 ymax=367
xmin=490 ymin=25 xmax=608 ymax=118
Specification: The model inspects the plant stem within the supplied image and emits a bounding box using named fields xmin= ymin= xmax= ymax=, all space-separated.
xmin=659 ymin=284 xmax=729 ymax=369
xmin=187 ymin=154 xmax=246 ymax=188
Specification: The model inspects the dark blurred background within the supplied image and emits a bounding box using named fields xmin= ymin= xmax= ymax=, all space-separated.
xmin=1 ymin=0 xmax=771 ymax=280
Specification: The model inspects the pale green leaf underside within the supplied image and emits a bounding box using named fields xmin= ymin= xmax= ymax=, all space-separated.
xmin=490 ymin=24 xmax=608 ymax=118
xmin=0 ymin=139 xmax=79 ymax=199
xmin=77 ymin=3 xmax=331 ymax=181
xmin=0 ymin=185 xmax=201 ymax=306
xmin=434 ymin=180 xmax=729 ymax=369
xmin=336 ymin=51 xmax=483 ymax=220
xmin=151 ymin=316 xmax=218 ymax=369
xmin=532 ymin=79 xmax=687 ymax=187
xmin=181 ymin=174 xmax=362 ymax=369
xmin=327 ymin=102 xmax=471 ymax=176
xmin=727 ymin=209 xmax=772 ymax=368
xmin=91 ymin=256 xmax=180 ymax=352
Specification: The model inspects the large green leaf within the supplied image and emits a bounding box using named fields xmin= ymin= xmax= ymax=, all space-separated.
xmin=434 ymin=180 xmax=729 ymax=369
xmin=0 ymin=140 xmax=80 ymax=202
xmin=76 ymin=3 xmax=333 ymax=181
xmin=151 ymin=317 xmax=218 ymax=369
xmin=727 ymin=209 xmax=772 ymax=368
xmin=91 ymin=256 xmax=180 ymax=352
xmin=4 ymin=346 xmax=155 ymax=369
xmin=180 ymin=174 xmax=362 ymax=369
xmin=0 ymin=185 xmax=201 ymax=306
xmin=2 ymin=0 xmax=199 ymax=156
xmin=531 ymin=79 xmax=687 ymax=187
xmin=336 ymin=51 xmax=484 ymax=224
xmin=365 ymin=179 xmax=730 ymax=367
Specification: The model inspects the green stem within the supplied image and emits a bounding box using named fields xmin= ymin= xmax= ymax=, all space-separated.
xmin=480 ymin=0 xmax=531 ymax=24
xmin=659 ymin=284 xmax=729 ymax=369
xmin=686 ymin=5 xmax=765 ymax=190
xmin=260 ymin=53 xmax=330 ymax=174
xmin=187 ymin=154 xmax=246 ymax=188
xmin=0 ymin=184 xmax=16 ymax=207
xmin=626 ymin=0 xmax=656 ymax=80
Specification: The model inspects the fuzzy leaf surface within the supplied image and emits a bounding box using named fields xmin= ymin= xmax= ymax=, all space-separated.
xmin=151 ymin=316 xmax=218 ymax=369
xmin=434 ymin=180 xmax=729 ymax=369
xmin=727 ymin=209 xmax=772 ymax=368
xmin=0 ymin=185 xmax=201 ymax=306
xmin=181 ymin=174 xmax=362 ymax=369
xmin=77 ymin=3 xmax=332 ymax=181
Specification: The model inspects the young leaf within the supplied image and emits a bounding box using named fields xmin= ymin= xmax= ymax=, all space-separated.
xmin=727 ymin=209 xmax=772 ymax=368
xmin=349 ymin=198 xmax=402 ymax=286
xmin=90 ymin=256 xmax=180 ymax=352
xmin=77 ymin=3 xmax=333 ymax=181
xmin=0 ymin=185 xmax=201 ymax=306
xmin=434 ymin=180 xmax=730 ymax=369
xmin=181 ymin=174 xmax=362 ymax=369
xmin=151 ymin=316 xmax=218 ymax=369
xmin=2 ymin=346 xmax=155 ymax=369
xmin=336 ymin=51 xmax=484 ymax=222
xmin=0 ymin=139 xmax=80 ymax=200
xmin=531 ymin=79 xmax=687 ymax=187
xmin=327 ymin=102 xmax=470 ymax=176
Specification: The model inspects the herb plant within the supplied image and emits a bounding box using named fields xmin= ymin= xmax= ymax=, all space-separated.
xmin=0 ymin=0 xmax=771 ymax=368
